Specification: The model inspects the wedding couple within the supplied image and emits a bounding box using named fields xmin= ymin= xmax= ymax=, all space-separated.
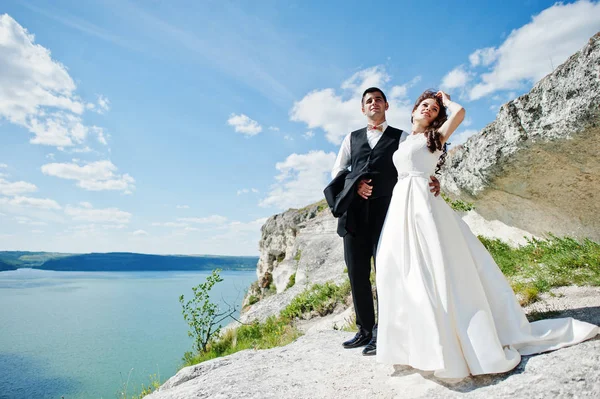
xmin=324 ymin=87 xmax=599 ymax=379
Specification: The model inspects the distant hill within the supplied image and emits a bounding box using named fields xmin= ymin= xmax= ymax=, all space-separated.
xmin=0 ymin=251 xmax=258 ymax=272
xmin=0 ymin=251 xmax=75 ymax=268
xmin=0 ymin=259 xmax=17 ymax=272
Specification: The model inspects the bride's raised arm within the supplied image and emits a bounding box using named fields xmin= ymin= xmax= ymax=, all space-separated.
xmin=436 ymin=91 xmax=465 ymax=144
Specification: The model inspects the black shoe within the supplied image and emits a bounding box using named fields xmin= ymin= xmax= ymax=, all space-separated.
xmin=342 ymin=331 xmax=372 ymax=349
xmin=362 ymin=337 xmax=376 ymax=356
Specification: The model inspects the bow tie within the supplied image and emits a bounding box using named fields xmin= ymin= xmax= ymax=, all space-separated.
xmin=367 ymin=124 xmax=383 ymax=132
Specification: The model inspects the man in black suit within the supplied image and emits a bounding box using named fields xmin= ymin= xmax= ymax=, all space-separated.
xmin=329 ymin=87 xmax=440 ymax=356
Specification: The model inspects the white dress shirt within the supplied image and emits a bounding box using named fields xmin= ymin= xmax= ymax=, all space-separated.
xmin=331 ymin=122 xmax=407 ymax=178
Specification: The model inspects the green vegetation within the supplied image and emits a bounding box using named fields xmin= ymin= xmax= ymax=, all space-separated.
xmin=441 ymin=192 xmax=475 ymax=212
xmin=286 ymin=272 xmax=296 ymax=289
xmin=247 ymin=295 xmax=259 ymax=305
xmin=281 ymin=281 xmax=351 ymax=320
xmin=316 ymin=199 xmax=329 ymax=213
xmin=294 ymin=250 xmax=302 ymax=261
xmin=481 ymin=234 xmax=600 ymax=305
xmin=179 ymin=269 xmax=237 ymax=354
xmin=182 ymin=316 xmax=301 ymax=366
xmin=176 ymin=233 xmax=600 ymax=377
xmin=118 ymin=371 xmax=161 ymax=399
xmin=182 ymin=280 xmax=351 ymax=367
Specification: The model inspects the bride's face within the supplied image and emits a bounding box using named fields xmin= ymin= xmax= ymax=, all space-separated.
xmin=412 ymin=98 xmax=440 ymax=126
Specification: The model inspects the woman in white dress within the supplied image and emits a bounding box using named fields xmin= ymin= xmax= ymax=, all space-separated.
xmin=375 ymin=90 xmax=599 ymax=379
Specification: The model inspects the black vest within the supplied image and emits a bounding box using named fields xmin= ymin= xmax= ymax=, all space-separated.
xmin=348 ymin=126 xmax=403 ymax=199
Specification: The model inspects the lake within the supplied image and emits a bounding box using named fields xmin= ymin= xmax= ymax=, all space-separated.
xmin=0 ymin=268 xmax=256 ymax=399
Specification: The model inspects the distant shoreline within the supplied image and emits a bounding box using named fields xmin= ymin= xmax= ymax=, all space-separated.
xmin=0 ymin=251 xmax=259 ymax=272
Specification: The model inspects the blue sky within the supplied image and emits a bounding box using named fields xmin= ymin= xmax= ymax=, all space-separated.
xmin=1 ymin=0 xmax=599 ymax=255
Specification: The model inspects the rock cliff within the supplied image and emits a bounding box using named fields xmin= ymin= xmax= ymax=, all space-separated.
xmin=440 ymin=32 xmax=600 ymax=241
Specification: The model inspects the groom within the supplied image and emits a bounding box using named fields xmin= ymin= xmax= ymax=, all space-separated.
xmin=326 ymin=87 xmax=440 ymax=356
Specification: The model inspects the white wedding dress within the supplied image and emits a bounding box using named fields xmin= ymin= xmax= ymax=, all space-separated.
xmin=375 ymin=133 xmax=599 ymax=378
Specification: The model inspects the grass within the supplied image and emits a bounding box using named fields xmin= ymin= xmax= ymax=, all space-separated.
xmin=481 ymin=234 xmax=600 ymax=305
xmin=182 ymin=316 xmax=301 ymax=366
xmin=280 ymin=281 xmax=351 ymax=320
xmin=182 ymin=280 xmax=351 ymax=368
xmin=118 ymin=371 xmax=161 ymax=399
xmin=286 ymin=272 xmax=296 ymax=289
xmin=441 ymin=192 xmax=475 ymax=212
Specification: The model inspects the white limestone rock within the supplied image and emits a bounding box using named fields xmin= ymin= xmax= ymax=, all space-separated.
xmin=440 ymin=33 xmax=600 ymax=241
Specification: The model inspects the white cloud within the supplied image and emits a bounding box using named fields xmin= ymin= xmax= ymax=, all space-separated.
xmin=176 ymin=204 xmax=189 ymax=209
xmin=468 ymin=0 xmax=600 ymax=100
xmin=65 ymin=203 xmax=132 ymax=224
xmin=15 ymin=216 xmax=47 ymax=226
xmin=0 ymin=164 xmax=7 ymax=168
xmin=463 ymin=117 xmax=473 ymax=127
xmin=41 ymin=160 xmax=135 ymax=193
xmin=46 ymin=153 xmax=55 ymax=160
xmin=0 ymin=15 xmax=107 ymax=148
xmin=440 ymin=66 xmax=471 ymax=91
xmin=0 ymin=196 xmax=61 ymax=210
xmin=303 ymin=131 xmax=314 ymax=139
xmin=227 ymin=113 xmax=262 ymax=136
xmin=132 ymin=229 xmax=148 ymax=236
xmin=0 ymin=178 xmax=37 ymax=196
xmin=177 ymin=215 xmax=228 ymax=224
xmin=283 ymin=135 xmax=294 ymax=141
xmin=290 ymin=66 xmax=417 ymax=145
xmin=268 ymin=126 xmax=280 ymax=131
xmin=151 ymin=222 xmax=188 ymax=228
xmin=96 ymin=95 xmax=110 ymax=114
xmin=237 ymin=188 xmax=260 ymax=195
xmin=208 ymin=217 xmax=267 ymax=244
xmin=260 ymin=150 xmax=336 ymax=210
xmin=469 ymin=47 xmax=499 ymax=67
xmin=31 ymin=229 xmax=44 ymax=234
xmin=449 ymin=129 xmax=480 ymax=146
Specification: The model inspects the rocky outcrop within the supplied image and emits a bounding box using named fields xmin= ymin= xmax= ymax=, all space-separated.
xmin=240 ymin=201 xmax=348 ymax=323
xmin=440 ymin=32 xmax=600 ymax=241
xmin=146 ymin=288 xmax=600 ymax=399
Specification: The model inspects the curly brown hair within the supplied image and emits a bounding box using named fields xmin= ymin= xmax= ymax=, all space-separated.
xmin=411 ymin=90 xmax=449 ymax=174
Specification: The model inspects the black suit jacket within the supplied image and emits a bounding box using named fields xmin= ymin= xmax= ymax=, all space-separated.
xmin=324 ymin=126 xmax=403 ymax=237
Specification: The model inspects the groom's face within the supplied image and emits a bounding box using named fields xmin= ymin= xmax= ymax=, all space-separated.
xmin=362 ymin=92 xmax=388 ymax=120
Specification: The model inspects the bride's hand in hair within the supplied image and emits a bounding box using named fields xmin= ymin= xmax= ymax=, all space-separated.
xmin=436 ymin=91 xmax=451 ymax=107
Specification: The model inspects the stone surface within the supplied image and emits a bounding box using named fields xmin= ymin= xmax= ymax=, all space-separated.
xmin=147 ymin=289 xmax=600 ymax=399
xmin=439 ymin=33 xmax=600 ymax=242
xmin=239 ymin=204 xmax=347 ymax=324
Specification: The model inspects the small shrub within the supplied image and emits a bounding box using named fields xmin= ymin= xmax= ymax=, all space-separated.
xmin=286 ymin=273 xmax=296 ymax=289
xmin=247 ymin=295 xmax=259 ymax=305
xmin=179 ymin=269 xmax=237 ymax=354
xmin=294 ymin=250 xmax=302 ymax=261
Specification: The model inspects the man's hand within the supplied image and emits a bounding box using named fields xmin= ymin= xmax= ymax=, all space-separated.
xmin=429 ymin=176 xmax=441 ymax=197
xmin=357 ymin=179 xmax=373 ymax=200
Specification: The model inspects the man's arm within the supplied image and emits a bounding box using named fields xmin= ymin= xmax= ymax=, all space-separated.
xmin=331 ymin=133 xmax=352 ymax=179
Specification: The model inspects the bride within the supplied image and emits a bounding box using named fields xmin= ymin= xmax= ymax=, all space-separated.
xmin=375 ymin=90 xmax=599 ymax=379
